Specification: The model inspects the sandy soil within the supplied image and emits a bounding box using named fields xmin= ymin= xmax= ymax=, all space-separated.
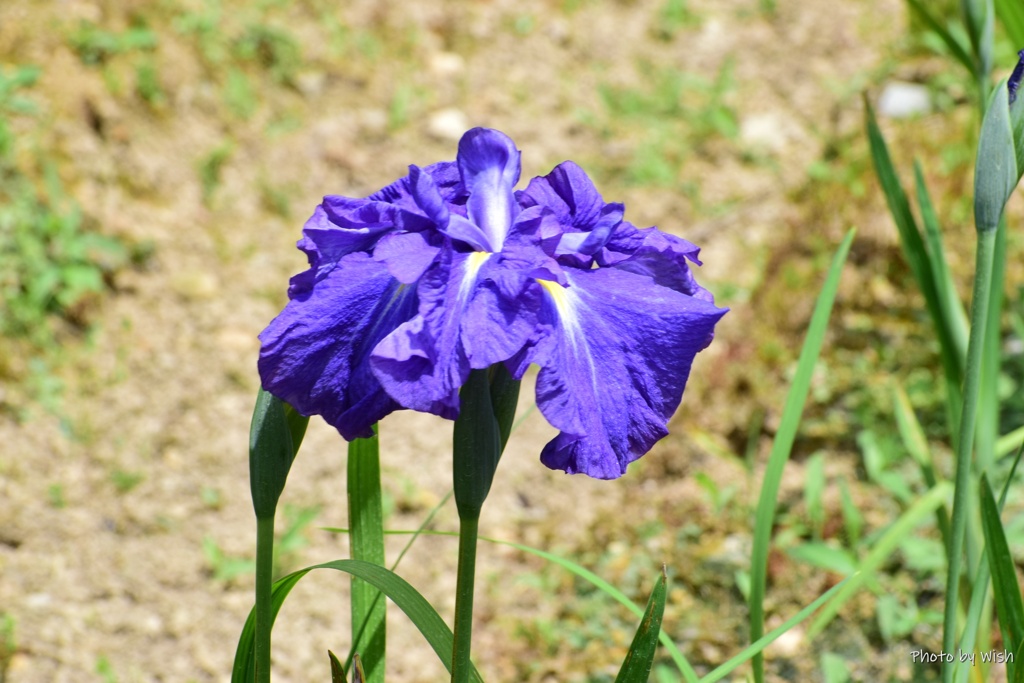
xmin=0 ymin=0 xmax=954 ymax=681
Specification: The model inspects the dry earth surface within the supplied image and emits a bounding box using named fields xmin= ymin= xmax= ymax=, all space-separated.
xmin=1 ymin=0 xmax=995 ymax=681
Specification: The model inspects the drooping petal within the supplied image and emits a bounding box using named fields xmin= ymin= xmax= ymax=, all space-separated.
xmin=457 ymin=128 xmax=521 ymax=251
xmin=598 ymin=222 xmax=713 ymax=301
xmin=258 ymin=252 xmax=418 ymax=440
xmin=527 ymin=267 xmax=726 ymax=479
xmin=371 ymin=248 xmax=488 ymax=419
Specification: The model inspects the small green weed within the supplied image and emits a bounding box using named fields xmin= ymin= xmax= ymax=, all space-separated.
xmin=110 ymin=469 xmax=144 ymax=494
xmin=198 ymin=142 xmax=233 ymax=206
xmin=67 ymin=22 xmax=157 ymax=66
xmin=95 ymin=655 xmax=118 ymax=683
xmin=1 ymin=66 xmax=129 ymax=368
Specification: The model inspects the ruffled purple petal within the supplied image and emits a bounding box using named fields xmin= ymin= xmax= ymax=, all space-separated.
xmin=457 ymin=128 xmax=521 ymax=251
xmin=598 ymin=223 xmax=713 ymax=301
xmin=370 ymin=249 xmax=483 ymax=419
xmin=373 ymin=230 xmax=443 ymax=284
xmin=527 ymin=267 xmax=726 ymax=479
xmin=258 ymin=252 xmax=418 ymax=440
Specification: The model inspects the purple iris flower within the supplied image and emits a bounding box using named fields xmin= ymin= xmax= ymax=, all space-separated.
xmin=258 ymin=128 xmax=726 ymax=479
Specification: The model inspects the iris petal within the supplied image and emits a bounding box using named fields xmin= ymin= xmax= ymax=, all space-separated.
xmin=527 ymin=268 xmax=726 ymax=479
xmin=258 ymin=252 xmax=418 ymax=440
xmin=458 ymin=128 xmax=521 ymax=251
xmin=371 ymin=249 xmax=481 ymax=419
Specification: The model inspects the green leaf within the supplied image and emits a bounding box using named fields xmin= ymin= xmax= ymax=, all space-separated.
xmin=913 ymin=161 xmax=969 ymax=362
xmin=329 ymin=650 xmax=348 ymax=683
xmin=864 ymin=97 xmax=965 ymax=433
xmin=995 ymin=0 xmax=1024 ymax=46
xmin=749 ymin=228 xmax=855 ymax=683
xmin=980 ymin=474 xmax=1024 ymax=681
xmin=786 ymin=543 xmax=858 ymax=575
xmin=906 ymin=0 xmax=977 ymax=76
xmin=232 ymin=559 xmax=485 ymax=683
xmin=808 ymin=481 xmax=953 ymax=637
xmin=615 ymin=569 xmax=667 ymax=683
xmin=347 ymin=429 xmax=386 ymax=683
xmin=891 ymin=383 xmax=950 ymax=544
xmin=324 ymin=527 xmax=701 ymax=683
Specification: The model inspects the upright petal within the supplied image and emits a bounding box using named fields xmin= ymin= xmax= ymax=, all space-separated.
xmin=527 ymin=268 xmax=726 ymax=479
xmin=258 ymin=252 xmax=418 ymax=440
xmin=458 ymin=128 xmax=521 ymax=251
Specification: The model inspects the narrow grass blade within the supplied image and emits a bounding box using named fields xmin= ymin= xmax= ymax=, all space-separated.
xmin=913 ymin=161 xmax=968 ymax=360
xmin=998 ymin=425 xmax=1024 ymax=457
xmin=749 ymin=228 xmax=855 ymax=682
xmin=615 ymin=569 xmax=667 ymax=683
xmin=700 ymin=577 xmax=850 ymax=683
xmin=324 ymin=528 xmax=701 ymax=683
xmin=905 ymin=0 xmax=977 ymax=76
xmin=807 ymin=481 xmax=953 ymax=637
xmin=980 ymin=475 xmax=1024 ymax=680
xmin=892 ymin=384 xmax=950 ymax=544
xmin=347 ymin=430 xmax=386 ymax=683
xmin=955 ymin=442 xmax=1024 ymax=683
xmin=996 ymin=0 xmax=1024 ymax=46
xmin=865 ymin=100 xmax=965 ymax=434
xmin=232 ymin=559 xmax=484 ymax=683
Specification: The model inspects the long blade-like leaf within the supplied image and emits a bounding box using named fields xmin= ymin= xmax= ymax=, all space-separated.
xmin=615 ymin=569 xmax=667 ymax=683
xmin=865 ymin=99 xmax=965 ymax=436
xmin=347 ymin=429 xmax=386 ymax=683
xmin=232 ymin=559 xmax=484 ymax=683
xmin=749 ymin=228 xmax=855 ymax=683
xmin=906 ymin=0 xmax=977 ymax=76
xmin=323 ymin=527 xmax=701 ymax=683
xmin=996 ymin=0 xmax=1024 ymax=46
xmin=980 ymin=474 xmax=1024 ymax=681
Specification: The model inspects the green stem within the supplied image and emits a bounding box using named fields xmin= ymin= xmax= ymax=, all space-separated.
xmin=942 ymin=228 xmax=997 ymax=682
xmin=451 ymin=514 xmax=480 ymax=683
xmin=255 ymin=514 xmax=276 ymax=683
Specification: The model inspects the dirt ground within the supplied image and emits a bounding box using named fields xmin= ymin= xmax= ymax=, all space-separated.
xmin=0 ymin=0 xmax=961 ymax=681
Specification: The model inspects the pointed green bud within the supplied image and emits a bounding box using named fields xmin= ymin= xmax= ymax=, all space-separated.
xmin=452 ymin=366 xmax=520 ymax=519
xmin=975 ymin=77 xmax=1018 ymax=232
xmin=249 ymin=388 xmax=308 ymax=519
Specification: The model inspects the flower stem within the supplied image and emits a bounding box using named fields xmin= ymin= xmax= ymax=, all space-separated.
xmin=255 ymin=514 xmax=275 ymax=683
xmin=451 ymin=514 xmax=480 ymax=683
xmin=942 ymin=227 xmax=997 ymax=683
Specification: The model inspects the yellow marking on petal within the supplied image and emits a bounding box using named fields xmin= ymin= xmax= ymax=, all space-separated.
xmin=459 ymin=250 xmax=492 ymax=300
xmin=467 ymin=250 xmax=491 ymax=275
xmin=537 ymin=278 xmax=572 ymax=316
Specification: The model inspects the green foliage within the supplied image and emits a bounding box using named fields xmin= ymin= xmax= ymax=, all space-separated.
xmin=198 ymin=142 xmax=233 ymax=206
xmin=67 ymin=22 xmax=158 ymax=66
xmin=232 ymin=560 xmax=485 ymax=683
xmin=110 ymin=469 xmax=144 ymax=494
xmin=0 ymin=613 xmax=15 ymax=683
xmin=0 ymin=67 xmax=129 ymax=360
xmin=596 ymin=59 xmax=737 ymax=189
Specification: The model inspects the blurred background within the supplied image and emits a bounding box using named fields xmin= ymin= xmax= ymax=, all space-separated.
xmin=1 ymin=0 xmax=1022 ymax=681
